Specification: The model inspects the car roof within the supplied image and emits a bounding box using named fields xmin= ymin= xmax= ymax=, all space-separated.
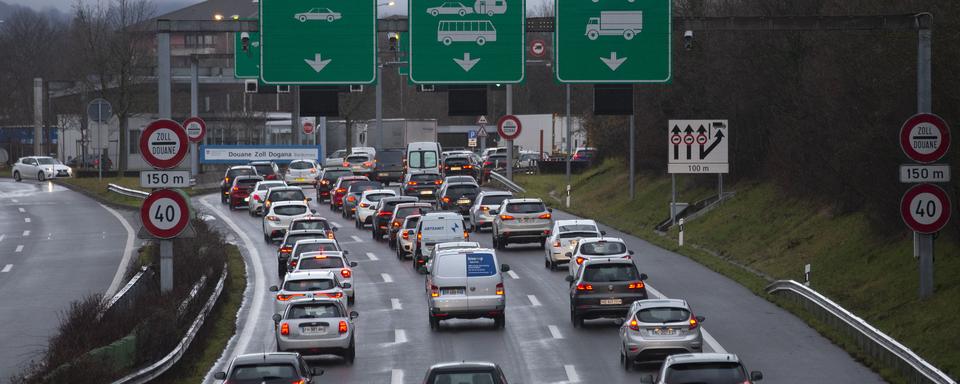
xmin=231 ymin=352 xmax=301 ymax=366
xmin=436 ymin=241 xmax=481 ymax=249
xmin=293 ymin=238 xmax=337 ymax=245
xmin=285 ymin=270 xmax=337 ymax=280
xmin=291 ymin=217 xmax=328 ymax=222
xmin=228 ymin=165 xmax=255 ymax=170
xmin=428 ymin=361 xmax=499 ymax=371
xmin=479 ymin=191 xmax=513 ymax=197
xmin=665 ymin=353 xmax=741 ymax=365
xmin=395 ymin=202 xmax=431 ymax=209
xmin=421 ymin=212 xmax=463 ymax=220
xmin=286 ymin=296 xmax=342 ymax=306
xmin=634 ymin=298 xmax=689 ymax=310
xmin=556 ymin=219 xmax=596 ymax=226
xmin=234 ymin=175 xmax=263 ymax=180
xmin=578 ymin=236 xmax=626 ymax=244
xmin=504 ymin=198 xmax=544 ymax=204
xmin=249 ymin=161 xmax=275 ymax=165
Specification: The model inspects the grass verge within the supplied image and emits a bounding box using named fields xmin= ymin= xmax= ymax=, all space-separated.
xmin=513 ymin=159 xmax=959 ymax=382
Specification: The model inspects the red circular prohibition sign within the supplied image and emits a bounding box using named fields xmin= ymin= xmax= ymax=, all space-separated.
xmin=140 ymin=119 xmax=189 ymax=169
xmin=141 ymin=189 xmax=190 ymax=239
xmin=900 ymin=183 xmax=951 ymax=234
xmin=899 ymin=113 xmax=951 ymax=164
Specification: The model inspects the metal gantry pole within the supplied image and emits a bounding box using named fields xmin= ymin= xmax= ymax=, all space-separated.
xmin=190 ymin=57 xmax=199 ymax=177
xmin=565 ymin=84 xmax=571 ymax=206
xmin=376 ymin=59 xmax=383 ymax=150
xmin=506 ymin=84 xmax=513 ymax=181
xmin=916 ymin=13 xmax=934 ymax=299
xmin=33 ymin=78 xmax=43 ymax=157
xmin=292 ymin=86 xmax=301 ymax=145
xmin=629 ymin=114 xmax=635 ymax=199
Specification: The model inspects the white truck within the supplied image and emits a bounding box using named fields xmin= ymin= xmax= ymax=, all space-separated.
xmin=356 ymin=119 xmax=438 ymax=149
xmin=585 ymin=11 xmax=643 ymax=40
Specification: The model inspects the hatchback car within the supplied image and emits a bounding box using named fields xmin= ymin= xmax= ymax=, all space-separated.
xmin=640 ymin=353 xmax=763 ymax=384
xmin=469 ymin=191 xmax=513 ymax=231
xmin=402 ymin=171 xmax=443 ymax=198
xmin=248 ymin=180 xmax=287 ymax=216
xmin=287 ymin=239 xmax=343 ymax=274
xmin=293 ymin=252 xmax=357 ymax=305
xmin=285 ymin=159 xmax=320 ymax=185
xmin=372 ymin=196 xmax=419 ymax=240
xmin=343 ymin=153 xmax=375 ymax=177
xmin=213 ymin=352 xmax=320 ymax=383
xmin=396 ymin=214 xmax=422 ymax=261
xmin=356 ymin=189 xmax=397 ymax=228
xmin=229 ymin=175 xmax=264 ymax=210
xmin=11 ymin=156 xmax=60 ymax=181
xmin=620 ymin=299 xmax=705 ymax=368
xmin=271 ymin=270 xmax=348 ymax=312
xmin=426 ymin=248 xmax=509 ymax=329
xmin=263 ymin=186 xmax=310 ymax=214
xmin=442 ymin=154 xmax=478 ymax=179
xmin=288 ymin=217 xmax=336 ymax=238
xmin=249 ymin=161 xmax=282 ymax=181
xmin=273 ymin=297 xmax=357 ymax=363
xmin=262 ymin=201 xmax=314 ymax=242
xmin=480 ymin=154 xmax=507 ymax=183
xmin=277 ymin=230 xmax=329 ymax=279
xmin=491 ymin=198 xmax=553 ymax=249
xmin=422 ymin=362 xmax=509 ymax=384
xmin=544 ymin=220 xmax=601 ymax=270
xmin=329 ymin=176 xmax=370 ymax=212
xmin=567 ymin=237 xmax=633 ymax=279
xmin=315 ymin=167 xmax=352 ymax=202
xmin=341 ymin=180 xmax=384 ymax=219
xmin=436 ymin=181 xmax=480 ymax=216
xmin=220 ymin=166 xmax=257 ymax=203
xmin=567 ymin=258 xmax=648 ymax=327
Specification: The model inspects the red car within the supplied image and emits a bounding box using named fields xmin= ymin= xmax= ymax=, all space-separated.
xmin=329 ymin=175 xmax=370 ymax=211
xmin=229 ymin=175 xmax=263 ymax=209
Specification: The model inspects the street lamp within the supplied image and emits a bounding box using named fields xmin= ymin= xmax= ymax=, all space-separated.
xmin=213 ymin=13 xmax=224 ymax=21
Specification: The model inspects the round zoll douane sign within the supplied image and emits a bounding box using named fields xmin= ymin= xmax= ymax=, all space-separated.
xmin=900 ymin=113 xmax=950 ymax=164
xmin=141 ymin=189 xmax=190 ymax=239
xmin=140 ymin=119 xmax=189 ymax=169
xmin=183 ymin=117 xmax=206 ymax=143
xmin=901 ymin=183 xmax=951 ymax=234
xmin=497 ymin=115 xmax=522 ymax=141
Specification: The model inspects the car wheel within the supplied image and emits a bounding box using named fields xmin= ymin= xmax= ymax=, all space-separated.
xmin=570 ymin=309 xmax=583 ymax=328
xmin=539 ymin=238 xmax=547 ymax=249
xmin=429 ymin=315 xmax=440 ymax=330
xmin=348 ymin=295 xmax=355 ymax=306
xmin=372 ymin=228 xmax=379 ymax=240
xmin=13 ymin=171 xmax=21 ymax=182
xmin=621 ymin=349 xmax=631 ymax=371
xmin=389 ymin=239 xmax=396 ymax=250
xmin=494 ymin=313 xmax=505 ymax=328
xmin=545 ymin=257 xmax=551 ymax=269
xmin=37 ymin=172 xmax=45 ymax=181
xmin=344 ymin=339 xmax=356 ymax=365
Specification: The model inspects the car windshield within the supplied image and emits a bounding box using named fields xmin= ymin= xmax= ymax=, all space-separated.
xmin=579 ymin=241 xmax=627 ymax=255
xmin=346 ymin=155 xmax=369 ymax=163
xmin=229 ymin=364 xmax=298 ymax=382
xmin=252 ymin=164 xmax=275 ymax=175
xmin=637 ymin=307 xmax=691 ymax=323
xmin=412 ymin=173 xmax=441 ymax=182
xmin=257 ymin=182 xmax=285 ymax=191
xmin=664 ymin=362 xmax=747 ymax=383
xmin=290 ymin=221 xmax=329 ymax=231
xmin=481 ymin=195 xmax=510 ymax=206
xmin=324 ymin=171 xmax=352 ymax=180
xmin=365 ymin=193 xmax=393 ymax=202
xmin=269 ymin=190 xmax=306 ymax=201
xmin=505 ymin=202 xmax=546 ymax=214
xmin=429 ymin=372 xmax=496 ymax=384
xmin=274 ymin=205 xmax=307 ymax=216
xmin=409 ymin=151 xmax=438 ymax=168
xmin=294 ymin=243 xmax=340 ymax=258
xmin=36 ymin=158 xmax=55 ymax=165
xmin=445 ymin=185 xmax=479 ymax=198
xmin=228 ymin=168 xmax=256 ymax=178
xmin=583 ymin=264 xmax=639 ymax=282
xmin=287 ymin=303 xmax=342 ymax=319
xmin=284 ymin=279 xmax=335 ymax=291
xmin=298 ymin=257 xmax=345 ymax=269
xmin=289 ymin=161 xmax=313 ymax=170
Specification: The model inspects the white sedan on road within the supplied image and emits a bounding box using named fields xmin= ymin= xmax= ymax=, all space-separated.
xmin=11 ymin=156 xmax=66 ymax=181
xmin=262 ymin=201 xmax=315 ymax=242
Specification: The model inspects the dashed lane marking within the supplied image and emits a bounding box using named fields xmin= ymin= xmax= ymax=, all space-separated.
xmin=391 ymin=298 xmax=402 ymax=310
xmin=506 ymin=270 xmax=519 ymax=279
xmin=0 ymin=234 xmax=5 ymax=243
xmin=548 ymin=325 xmax=563 ymax=339
xmin=22 ymin=230 xmax=29 ymax=237
xmin=381 ymin=273 xmax=393 ymax=283
xmin=18 ymin=207 xmax=25 ymax=213
xmin=395 ymin=329 xmax=407 ymax=343
xmin=564 ymin=365 xmax=580 ymax=383
xmin=351 ymin=235 xmax=363 ymax=242
xmin=391 ymin=369 xmax=404 ymax=384
xmin=528 ymin=294 xmax=542 ymax=307
xmin=367 ymin=252 xmax=379 ymax=261
xmin=1 ymin=264 xmax=11 ymax=273
xmin=24 ymin=217 xmax=31 ymax=223
xmin=15 ymin=245 xmax=23 ymax=253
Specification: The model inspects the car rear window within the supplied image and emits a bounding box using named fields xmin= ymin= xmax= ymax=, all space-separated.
xmin=288 ymin=303 xmax=342 ymax=319
xmin=444 ymin=185 xmax=479 ymax=198
xmin=269 ymin=190 xmax=306 ymax=201
xmin=365 ymin=193 xmax=393 ymax=202
xmin=481 ymin=195 xmax=510 ymax=206
xmin=283 ymin=234 xmax=326 ymax=247
xmin=236 ymin=178 xmax=261 ymax=187
xmin=409 ymin=150 xmax=438 ymax=168
xmin=293 ymin=243 xmax=340 ymax=258
xmin=252 ymin=164 xmax=275 ymax=175
xmin=274 ymin=205 xmax=307 ymax=216
xmin=228 ymin=168 xmax=255 ymax=178
xmin=412 ymin=173 xmax=441 ymax=182
xmin=404 ymin=217 xmax=421 ymax=229
xmin=289 ymin=161 xmax=313 ymax=170
xmin=230 ymin=364 xmax=298 ymax=382
xmin=583 ymin=264 xmax=639 ymax=282
xmin=376 ymin=151 xmax=404 ymax=163
xmin=346 ymin=155 xmax=369 ymax=163
xmin=429 ymin=373 xmax=496 ymax=384
xmin=445 ymin=157 xmax=470 ymax=166
xmin=505 ymin=202 xmax=546 ymax=214
xmin=284 ymin=278 xmax=335 ymax=291
xmin=664 ymin=362 xmax=747 ymax=383
xmin=580 ymin=241 xmax=627 ymax=255
xmin=436 ymin=256 xmax=466 ymax=278
xmin=289 ymin=221 xmax=329 ymax=231
xmin=637 ymin=307 xmax=691 ymax=323
xmin=559 ymin=231 xmax=598 ymax=239
xmin=323 ymin=171 xmax=352 ymax=180
xmin=298 ymin=256 xmax=345 ymax=269
xmin=257 ymin=182 xmax=286 ymax=191
xmin=349 ymin=182 xmax=383 ymax=192
xmin=396 ymin=206 xmax=429 ymax=219
xmin=559 ymin=224 xmax=597 ymax=232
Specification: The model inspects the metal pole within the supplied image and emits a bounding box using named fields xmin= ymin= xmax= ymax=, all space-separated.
xmin=190 ymin=57 xmax=199 ymax=177
xmin=158 ymin=33 xmax=171 ymax=119
xmin=671 ymin=174 xmax=677 ymax=226
xmin=506 ymin=84 xmax=513 ymax=180
xmin=293 ymin=86 xmax=301 ymax=145
xmin=376 ymin=60 xmax=383 ymax=150
xmin=319 ymin=116 xmax=327 ymax=159
xmin=916 ymin=14 xmax=934 ymax=299
xmin=629 ymin=114 xmax=635 ymax=199
xmin=33 ymin=78 xmax=43 ymax=157
xmin=565 ymin=84 xmax=571 ymax=185
xmin=97 ymin=105 xmax=102 ymax=181
xmin=160 ymin=239 xmax=173 ymax=293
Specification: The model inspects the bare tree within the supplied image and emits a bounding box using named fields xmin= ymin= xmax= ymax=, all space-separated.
xmin=529 ymin=0 xmax=554 ymax=17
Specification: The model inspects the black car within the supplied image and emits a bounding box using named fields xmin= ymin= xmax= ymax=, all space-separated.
xmin=372 ymin=148 xmax=405 ymax=184
xmin=315 ymin=167 xmax=353 ymax=202
xmin=442 ymin=154 xmax=478 ymax=179
xmin=566 ymin=259 xmax=648 ymax=327
xmin=480 ymin=154 xmax=507 ymax=183
xmin=342 ymin=181 xmax=384 ymax=219
xmin=276 ymin=230 xmax=328 ymax=279
xmin=437 ymin=182 xmax=480 ymax=215
xmin=220 ymin=166 xmax=257 ymax=203
xmin=402 ymin=171 xmax=443 ymax=198
xmin=249 ymin=161 xmax=282 ymax=181
xmin=372 ymin=196 xmax=418 ymax=241
xmin=214 ymin=352 xmax=321 ymax=383
xmin=423 ymin=362 xmax=509 ymax=384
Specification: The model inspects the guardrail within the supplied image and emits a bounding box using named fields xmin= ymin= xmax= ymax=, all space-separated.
xmin=107 ymin=184 xmax=150 ymax=199
xmin=111 ymin=265 xmax=228 ymax=384
xmin=766 ymin=280 xmax=956 ymax=384
xmin=488 ymin=171 xmax=526 ymax=194
xmin=99 ymin=266 xmax=156 ymax=321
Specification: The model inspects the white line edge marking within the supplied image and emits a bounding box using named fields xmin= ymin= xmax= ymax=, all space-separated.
xmin=22 ymin=230 xmax=29 ymax=237
xmin=548 ymin=325 xmax=563 ymax=339
xmin=391 ymin=298 xmax=402 ymax=310
xmin=506 ymin=270 xmax=519 ymax=279
xmin=100 ymin=204 xmax=137 ymax=297
xmin=15 ymin=245 xmax=23 ymax=253
xmin=366 ymin=252 xmax=379 ymax=261
xmin=330 ymin=221 xmax=342 ymax=228
xmin=351 ymin=235 xmax=363 ymax=242
xmin=395 ymin=329 xmax=407 ymax=343
xmin=18 ymin=207 xmax=25 ymax=213
xmin=391 ymin=369 xmax=404 ymax=384
xmin=11 ymin=199 xmax=18 ymax=203
xmin=645 ymin=284 xmax=726 ymax=354
xmin=1 ymin=264 xmax=11 ymax=273
xmin=24 ymin=217 xmax=30 ymax=223
xmin=528 ymin=294 xmax=542 ymax=307
xmin=0 ymin=234 xmax=5 ymax=243
xmin=564 ymin=364 xmax=580 ymax=383
xmin=382 ymin=273 xmax=393 ymax=283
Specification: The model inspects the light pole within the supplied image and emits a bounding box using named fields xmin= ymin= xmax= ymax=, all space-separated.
xmin=375 ymin=1 xmax=395 ymax=150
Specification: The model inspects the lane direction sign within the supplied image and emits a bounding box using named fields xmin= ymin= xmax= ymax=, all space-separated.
xmin=141 ymin=189 xmax=190 ymax=239
xmin=183 ymin=117 xmax=206 ymax=143
xmin=409 ymin=0 xmax=525 ymax=84
xmin=668 ymin=120 xmax=728 ymax=174
xmin=260 ymin=0 xmax=376 ymax=84
xmin=140 ymin=119 xmax=189 ymax=170
xmin=901 ymin=183 xmax=951 ymax=234
xmin=899 ymin=113 xmax=950 ymax=163
xmin=498 ymin=115 xmax=522 ymax=140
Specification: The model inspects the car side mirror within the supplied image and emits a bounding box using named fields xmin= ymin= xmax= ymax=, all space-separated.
xmin=214 ymin=372 xmax=227 ymax=380
xmin=640 ymin=273 xmax=648 ymax=281
xmin=350 ymin=261 xmax=358 ymax=267
xmin=565 ymin=252 xmax=573 ymax=258
xmin=332 ymin=227 xmax=339 ymax=232
xmin=272 ymin=313 xmax=282 ymax=323
xmin=350 ymin=311 xmax=359 ymax=319
xmin=629 ymin=250 xmax=635 ymax=255
xmin=600 ymin=230 xmax=607 ymax=236
xmin=311 ymin=209 xmax=317 ymax=214
xmin=564 ymin=275 xmax=575 ymax=282
xmin=342 ymin=282 xmax=352 ymax=289
xmin=696 ymin=315 xmax=705 ymax=323
xmin=269 ymin=285 xmax=279 ymax=292
xmin=750 ymin=371 xmax=763 ymax=381
xmin=500 ymin=264 xmax=510 ymax=272
xmin=639 ymin=375 xmax=654 ymax=384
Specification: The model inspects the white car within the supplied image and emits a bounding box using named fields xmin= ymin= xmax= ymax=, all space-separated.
xmin=284 ymin=159 xmax=320 ymax=185
xmin=469 ymin=190 xmax=513 ymax=231
xmin=545 ymin=220 xmax=602 ymax=271
xmin=270 ymin=270 xmax=349 ymax=313
xmin=12 ymin=156 xmax=63 ymax=181
xmin=568 ymin=237 xmax=634 ymax=279
xmin=325 ymin=149 xmax=348 ymax=167
xmin=293 ymin=251 xmax=357 ymax=305
xmin=247 ymin=180 xmax=287 ymax=216
xmin=396 ymin=214 xmax=422 ymax=262
xmin=355 ymin=189 xmax=397 ymax=228
xmin=262 ymin=201 xmax=314 ymax=242
xmin=294 ymin=7 xmax=342 ymax=22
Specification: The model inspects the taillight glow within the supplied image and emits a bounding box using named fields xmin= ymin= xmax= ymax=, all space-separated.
xmin=325 ymin=292 xmax=343 ymax=299
xmin=341 ymin=269 xmax=352 ymax=278
xmin=359 ymin=203 xmax=369 ymax=208
xmin=538 ymin=213 xmax=552 ymax=220
xmin=576 ymin=283 xmax=593 ymax=291
xmin=402 ymin=231 xmax=410 ymax=240
xmin=499 ymin=214 xmax=515 ymax=220
xmin=327 ymin=233 xmax=335 ymax=239
xmin=463 ymin=230 xmax=469 ymax=239
xmin=266 ymin=215 xmax=280 ymax=222
xmin=392 ymin=220 xmax=401 ymax=228
xmin=496 ymin=283 xmax=504 ymax=295
xmin=442 ymin=197 xmax=451 ymax=203
xmin=628 ymin=281 xmax=645 ymax=289
xmin=342 ymin=162 xmax=350 ymax=167
xmin=553 ymin=241 xmax=561 ymax=248
xmin=378 ymin=211 xmax=392 ymax=217
xmin=232 ymin=186 xmax=239 ymax=192
xmin=689 ymin=315 xmax=699 ymax=330
xmin=347 ymin=196 xmax=356 ymax=203
xmin=407 ymin=181 xmax=418 ymax=186
xmin=277 ymin=293 xmax=305 ymax=301
xmin=339 ymin=320 xmax=348 ymax=333
xmin=417 ymin=232 xmax=422 ymax=241
xmin=254 ymin=195 xmax=261 ymax=201
xmin=321 ymin=179 xmax=329 ymax=185
xmin=629 ymin=319 xmax=639 ymax=331
xmin=576 ymin=256 xmax=586 ymax=265
xmin=336 ymin=188 xmax=346 ymax=193
xmin=280 ymin=246 xmax=292 ymax=254
xmin=362 ymin=161 xmax=373 ymax=167
xmin=481 ymin=206 xmax=489 ymax=212
xmin=280 ymin=322 xmax=289 ymax=335
xmin=430 ymin=285 xmax=439 ymax=297
xmin=434 ymin=179 xmax=443 ymax=185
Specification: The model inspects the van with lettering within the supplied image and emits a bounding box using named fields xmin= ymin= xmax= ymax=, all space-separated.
xmin=425 ymin=247 xmax=510 ymax=330
xmin=411 ymin=212 xmax=469 ymax=261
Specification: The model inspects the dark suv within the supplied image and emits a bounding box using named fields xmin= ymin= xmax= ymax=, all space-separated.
xmin=437 ymin=182 xmax=480 ymax=215
xmin=442 ymin=154 xmax=478 ymax=179
xmin=372 ymin=196 xmax=419 ymax=241
xmin=373 ymin=149 xmax=405 ymax=184
xmin=221 ymin=166 xmax=257 ymax=203
xmin=402 ymin=171 xmax=443 ymax=198
xmin=566 ymin=259 xmax=648 ymax=327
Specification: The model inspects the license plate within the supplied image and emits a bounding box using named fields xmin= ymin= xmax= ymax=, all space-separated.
xmin=651 ymin=327 xmax=678 ymax=336
xmin=296 ymin=178 xmax=305 ymax=182
xmin=421 ymin=190 xmax=433 ymax=195
xmin=600 ymin=298 xmax=622 ymax=305
xmin=457 ymin=199 xmax=470 ymax=204
xmin=441 ymin=287 xmax=465 ymax=295
xmin=302 ymin=326 xmax=326 ymax=334
xmin=379 ymin=172 xmax=389 ymax=177
xmin=451 ymin=166 xmax=462 ymax=171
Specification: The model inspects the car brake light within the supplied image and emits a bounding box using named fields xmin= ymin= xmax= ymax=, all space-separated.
xmin=362 ymin=161 xmax=373 ymax=167
xmin=280 ymin=322 xmax=289 ymax=335
xmin=266 ymin=215 xmax=280 ymax=222
xmin=359 ymin=203 xmax=369 ymax=208
xmin=430 ymin=285 xmax=439 ymax=297
xmin=481 ymin=206 xmax=489 ymax=212
xmin=277 ymin=293 xmax=305 ymax=301
xmin=336 ymin=188 xmax=346 ymax=193
xmin=232 ymin=186 xmax=239 ymax=192
xmin=576 ymin=283 xmax=593 ymax=291
xmin=629 ymin=319 xmax=639 ymax=331
xmin=628 ymin=281 xmax=645 ymax=289
xmin=321 ymin=179 xmax=329 ymax=185
xmin=463 ymin=230 xmax=469 ymax=240
xmin=339 ymin=320 xmax=348 ymax=334
xmin=289 ymin=259 xmax=298 ymax=268
xmin=538 ymin=213 xmax=552 ymax=220
xmin=393 ymin=220 xmax=401 ymax=228
xmin=496 ymin=283 xmax=504 ymax=295
xmin=417 ymin=232 xmax=422 ymax=241
xmin=325 ymin=292 xmax=343 ymax=299
xmin=499 ymin=214 xmax=515 ymax=220
xmin=407 ymin=181 xmax=418 ymax=186
xmin=254 ymin=195 xmax=261 ymax=201
xmin=689 ymin=315 xmax=699 ymax=330
xmin=347 ymin=196 xmax=356 ymax=203
xmin=378 ymin=211 xmax=392 ymax=217
xmin=327 ymin=233 xmax=335 ymax=239
xmin=434 ymin=179 xmax=443 ymax=185
xmin=224 ymin=177 xmax=230 ymax=184
xmin=442 ymin=197 xmax=451 ymax=203
xmin=402 ymin=231 xmax=409 ymax=240
xmin=483 ymin=161 xmax=492 ymax=166
xmin=341 ymin=268 xmax=352 ymax=278
xmin=342 ymin=162 xmax=350 ymax=167
xmin=576 ymin=256 xmax=586 ymax=265
xmin=464 ymin=165 xmax=473 ymax=169
xmin=280 ymin=246 xmax=292 ymax=254
xmin=313 ymin=255 xmax=328 ymax=259
xmin=553 ymin=241 xmax=561 ymax=248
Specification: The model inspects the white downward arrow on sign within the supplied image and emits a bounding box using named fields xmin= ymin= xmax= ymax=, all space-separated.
xmin=600 ymin=52 xmax=627 ymax=71
xmin=305 ymin=53 xmax=332 ymax=72
xmin=454 ymin=52 xmax=480 ymax=72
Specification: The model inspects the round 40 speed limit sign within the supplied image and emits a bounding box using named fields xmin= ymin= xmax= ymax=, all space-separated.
xmin=141 ymin=189 xmax=190 ymax=239
xmin=901 ymin=183 xmax=951 ymax=234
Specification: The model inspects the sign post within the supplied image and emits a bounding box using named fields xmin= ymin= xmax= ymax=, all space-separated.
xmin=498 ymin=115 xmax=521 ymax=180
xmin=667 ymin=120 xmax=729 ymax=225
xmin=141 ymin=189 xmax=190 ymax=293
xmin=183 ymin=117 xmax=206 ymax=179
xmin=86 ymin=98 xmax=112 ymax=181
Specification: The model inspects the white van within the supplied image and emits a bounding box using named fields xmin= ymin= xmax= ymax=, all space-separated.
xmin=406 ymin=142 xmax=443 ymax=173
xmin=412 ymin=212 xmax=469 ymax=260
xmin=425 ymin=247 xmax=510 ymax=329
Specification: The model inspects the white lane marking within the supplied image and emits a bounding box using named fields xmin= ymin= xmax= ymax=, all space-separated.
xmin=564 ymin=365 xmax=580 ymax=383
xmin=17 ymin=207 xmax=25 ymax=213
xmin=644 ymin=284 xmax=727 ymax=354
xmin=391 ymin=298 xmax=402 ymax=310
xmin=506 ymin=270 xmax=519 ymax=279
xmin=329 ymin=220 xmax=342 ymax=228
xmin=366 ymin=252 xmax=379 ymax=261
xmin=548 ymin=325 xmax=563 ymax=339
xmin=22 ymin=230 xmax=29 ymax=237
xmin=100 ymin=204 xmax=137 ymax=297
xmin=528 ymin=294 xmax=542 ymax=307
xmin=391 ymin=369 xmax=404 ymax=384
xmin=11 ymin=199 xmax=18 ymax=203
xmin=1 ymin=264 xmax=11 ymax=273
xmin=24 ymin=217 xmax=31 ymax=223
xmin=0 ymin=234 xmax=5 ymax=243
xmin=15 ymin=245 xmax=23 ymax=253
xmin=395 ymin=329 xmax=407 ymax=343
xmin=351 ymin=235 xmax=362 ymax=242
xmin=382 ymin=273 xmax=393 ymax=283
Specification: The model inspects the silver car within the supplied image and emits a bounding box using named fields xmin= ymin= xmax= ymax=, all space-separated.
xmin=273 ymin=297 xmax=358 ymax=364
xmin=293 ymin=251 xmax=357 ymax=305
xmin=469 ymin=191 xmax=513 ymax=231
xmin=287 ymin=238 xmax=342 ymax=274
xmin=641 ymin=353 xmax=764 ymax=384
xmin=270 ymin=270 xmax=348 ymax=314
xmin=568 ymin=237 xmax=634 ymax=279
xmin=426 ymin=248 xmax=509 ymax=330
xmin=248 ymin=180 xmax=287 ymax=216
xmin=620 ymin=299 xmax=705 ymax=369
xmin=284 ymin=159 xmax=320 ymax=185
xmin=544 ymin=220 xmax=601 ymax=270
xmin=490 ymin=198 xmax=553 ymax=249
